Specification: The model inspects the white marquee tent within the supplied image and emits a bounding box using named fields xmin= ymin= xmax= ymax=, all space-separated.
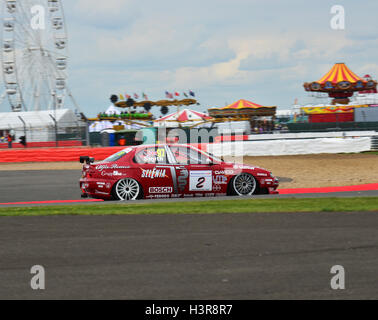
xmin=0 ymin=109 xmax=80 ymax=142
xmin=104 ymin=105 xmax=121 ymax=116
xmin=154 ymin=108 xmax=213 ymax=128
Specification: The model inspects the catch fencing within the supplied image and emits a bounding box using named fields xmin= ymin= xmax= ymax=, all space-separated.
xmin=0 ymin=120 xmax=88 ymax=148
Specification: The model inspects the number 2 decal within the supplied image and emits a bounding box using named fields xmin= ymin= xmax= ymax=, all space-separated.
xmin=196 ymin=177 xmax=205 ymax=189
xmin=189 ymin=171 xmax=212 ymax=191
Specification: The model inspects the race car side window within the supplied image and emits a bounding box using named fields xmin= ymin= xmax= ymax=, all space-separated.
xmin=134 ymin=147 xmax=168 ymax=164
xmin=169 ymin=146 xmax=209 ymax=165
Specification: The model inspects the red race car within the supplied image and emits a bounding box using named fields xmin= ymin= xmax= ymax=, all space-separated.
xmin=79 ymin=144 xmax=279 ymax=200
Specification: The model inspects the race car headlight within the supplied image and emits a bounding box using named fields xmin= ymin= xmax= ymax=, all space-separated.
xmin=270 ymin=172 xmax=279 ymax=182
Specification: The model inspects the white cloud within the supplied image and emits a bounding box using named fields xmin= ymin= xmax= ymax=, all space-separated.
xmin=2 ymin=0 xmax=377 ymax=115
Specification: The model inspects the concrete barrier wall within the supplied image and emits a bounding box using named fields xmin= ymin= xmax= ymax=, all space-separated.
xmin=208 ymin=137 xmax=372 ymax=157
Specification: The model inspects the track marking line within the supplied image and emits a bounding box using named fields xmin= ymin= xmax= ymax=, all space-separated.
xmin=279 ymin=183 xmax=378 ymax=195
xmin=0 ymin=199 xmax=104 ymax=206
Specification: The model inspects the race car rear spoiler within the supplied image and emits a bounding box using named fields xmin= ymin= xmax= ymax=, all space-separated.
xmin=79 ymin=156 xmax=94 ymax=164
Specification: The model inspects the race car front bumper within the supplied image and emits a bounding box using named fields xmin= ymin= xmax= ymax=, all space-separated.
xmin=258 ymin=176 xmax=279 ymax=194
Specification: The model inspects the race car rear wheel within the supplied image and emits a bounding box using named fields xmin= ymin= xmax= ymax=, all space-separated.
xmin=231 ymin=173 xmax=257 ymax=196
xmin=113 ymin=178 xmax=141 ymax=201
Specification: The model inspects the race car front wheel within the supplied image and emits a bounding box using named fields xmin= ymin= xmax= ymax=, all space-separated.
xmin=230 ymin=173 xmax=257 ymax=196
xmin=113 ymin=178 xmax=141 ymax=201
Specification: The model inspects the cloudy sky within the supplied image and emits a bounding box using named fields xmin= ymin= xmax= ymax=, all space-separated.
xmin=3 ymin=0 xmax=378 ymax=116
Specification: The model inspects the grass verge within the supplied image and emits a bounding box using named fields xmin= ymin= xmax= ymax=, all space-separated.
xmin=0 ymin=197 xmax=378 ymax=216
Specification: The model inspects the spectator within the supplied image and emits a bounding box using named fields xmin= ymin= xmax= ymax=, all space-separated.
xmin=7 ymin=133 xmax=13 ymax=148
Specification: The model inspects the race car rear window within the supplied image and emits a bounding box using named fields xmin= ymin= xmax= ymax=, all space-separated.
xmin=103 ymin=148 xmax=132 ymax=162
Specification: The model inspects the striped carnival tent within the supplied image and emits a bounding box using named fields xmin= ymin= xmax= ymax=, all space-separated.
xmin=208 ymin=99 xmax=276 ymax=118
xmin=316 ymin=63 xmax=363 ymax=85
xmin=303 ymin=63 xmax=378 ymax=104
xmin=154 ymin=108 xmax=213 ymax=128
xmin=219 ymin=99 xmax=266 ymax=110
xmin=304 ymin=63 xmax=378 ymax=104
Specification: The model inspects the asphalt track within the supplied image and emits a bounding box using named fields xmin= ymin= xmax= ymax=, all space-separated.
xmin=0 ymin=170 xmax=82 ymax=203
xmin=1 ymin=170 xmax=378 ymax=299
xmin=1 ymin=170 xmax=378 ymax=207
xmin=1 ymin=212 xmax=378 ymax=299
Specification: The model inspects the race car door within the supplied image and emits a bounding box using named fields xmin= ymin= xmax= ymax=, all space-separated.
xmin=133 ymin=146 xmax=175 ymax=198
xmin=168 ymin=145 xmax=217 ymax=197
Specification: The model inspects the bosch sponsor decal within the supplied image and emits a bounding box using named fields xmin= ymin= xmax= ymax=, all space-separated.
xmin=189 ymin=170 xmax=212 ymax=191
xmin=149 ymin=187 xmax=173 ymax=194
xmin=141 ymin=168 xmax=167 ymax=179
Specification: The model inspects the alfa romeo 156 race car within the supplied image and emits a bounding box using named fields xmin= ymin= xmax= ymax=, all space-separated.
xmin=79 ymin=144 xmax=279 ymax=200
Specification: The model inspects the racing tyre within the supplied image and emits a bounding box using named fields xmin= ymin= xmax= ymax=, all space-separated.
xmin=113 ymin=178 xmax=141 ymax=201
xmin=230 ymin=173 xmax=257 ymax=196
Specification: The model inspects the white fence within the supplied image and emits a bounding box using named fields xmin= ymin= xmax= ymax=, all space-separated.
xmin=208 ymin=132 xmax=375 ymax=156
xmin=247 ymin=131 xmax=377 ymax=141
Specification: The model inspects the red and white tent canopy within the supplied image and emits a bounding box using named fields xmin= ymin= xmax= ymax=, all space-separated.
xmin=158 ymin=108 xmax=212 ymax=122
xmin=154 ymin=108 xmax=213 ymax=128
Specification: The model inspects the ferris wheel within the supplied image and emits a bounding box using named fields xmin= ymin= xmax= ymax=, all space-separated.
xmin=1 ymin=0 xmax=77 ymax=112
